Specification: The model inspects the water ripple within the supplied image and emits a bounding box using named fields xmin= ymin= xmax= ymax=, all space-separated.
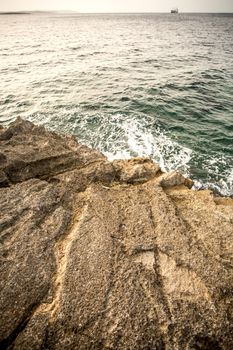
xmin=0 ymin=13 xmax=232 ymax=196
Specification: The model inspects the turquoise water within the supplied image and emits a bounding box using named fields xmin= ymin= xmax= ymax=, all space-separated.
xmin=0 ymin=13 xmax=232 ymax=195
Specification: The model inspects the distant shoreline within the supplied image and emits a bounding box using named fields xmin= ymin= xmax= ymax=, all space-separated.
xmin=0 ymin=12 xmax=31 ymax=15
xmin=0 ymin=11 xmax=57 ymax=15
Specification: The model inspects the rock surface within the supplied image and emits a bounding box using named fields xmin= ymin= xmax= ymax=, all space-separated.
xmin=0 ymin=118 xmax=232 ymax=350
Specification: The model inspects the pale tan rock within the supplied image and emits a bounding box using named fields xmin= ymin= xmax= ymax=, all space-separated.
xmin=113 ymin=158 xmax=161 ymax=184
xmin=0 ymin=119 xmax=232 ymax=350
xmin=159 ymin=170 xmax=193 ymax=189
xmin=0 ymin=117 xmax=105 ymax=185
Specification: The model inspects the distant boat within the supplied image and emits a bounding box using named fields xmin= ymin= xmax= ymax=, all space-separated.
xmin=171 ymin=8 xmax=179 ymax=14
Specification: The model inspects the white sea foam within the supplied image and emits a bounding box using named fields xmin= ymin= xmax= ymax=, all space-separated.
xmin=26 ymin=111 xmax=232 ymax=197
xmin=192 ymin=155 xmax=233 ymax=196
xmin=65 ymin=113 xmax=192 ymax=177
xmin=73 ymin=113 xmax=233 ymax=197
xmin=25 ymin=109 xmax=233 ymax=196
xmin=103 ymin=115 xmax=192 ymax=176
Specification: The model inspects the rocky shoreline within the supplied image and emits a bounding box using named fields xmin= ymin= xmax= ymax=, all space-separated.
xmin=0 ymin=118 xmax=232 ymax=349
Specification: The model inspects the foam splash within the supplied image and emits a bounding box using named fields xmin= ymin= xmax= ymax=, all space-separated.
xmin=193 ymin=161 xmax=233 ymax=197
xmin=59 ymin=113 xmax=192 ymax=176
xmin=26 ymin=112 xmax=232 ymax=197
xmin=102 ymin=115 xmax=192 ymax=176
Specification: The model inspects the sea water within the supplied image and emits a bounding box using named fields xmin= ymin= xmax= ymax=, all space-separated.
xmin=0 ymin=13 xmax=232 ymax=195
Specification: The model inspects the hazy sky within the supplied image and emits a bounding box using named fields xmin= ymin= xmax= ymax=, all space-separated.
xmin=1 ymin=0 xmax=233 ymax=13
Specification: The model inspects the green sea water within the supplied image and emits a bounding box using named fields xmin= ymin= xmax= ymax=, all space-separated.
xmin=0 ymin=13 xmax=232 ymax=195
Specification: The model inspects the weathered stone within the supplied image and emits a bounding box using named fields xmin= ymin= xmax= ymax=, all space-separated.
xmin=159 ymin=170 xmax=194 ymax=189
xmin=0 ymin=119 xmax=232 ymax=350
xmin=113 ymin=158 xmax=161 ymax=184
xmin=0 ymin=117 xmax=105 ymax=185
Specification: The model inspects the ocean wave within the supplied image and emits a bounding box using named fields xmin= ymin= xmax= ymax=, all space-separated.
xmin=32 ymin=112 xmax=192 ymax=177
xmin=27 ymin=111 xmax=233 ymax=196
xmin=194 ymin=167 xmax=233 ymax=197
xmin=101 ymin=115 xmax=192 ymax=176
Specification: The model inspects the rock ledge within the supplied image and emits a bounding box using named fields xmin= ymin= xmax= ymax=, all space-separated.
xmin=0 ymin=118 xmax=232 ymax=350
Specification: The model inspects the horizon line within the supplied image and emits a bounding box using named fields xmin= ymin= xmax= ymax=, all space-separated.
xmin=0 ymin=10 xmax=233 ymax=14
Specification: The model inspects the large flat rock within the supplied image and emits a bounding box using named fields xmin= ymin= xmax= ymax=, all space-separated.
xmin=0 ymin=119 xmax=232 ymax=349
